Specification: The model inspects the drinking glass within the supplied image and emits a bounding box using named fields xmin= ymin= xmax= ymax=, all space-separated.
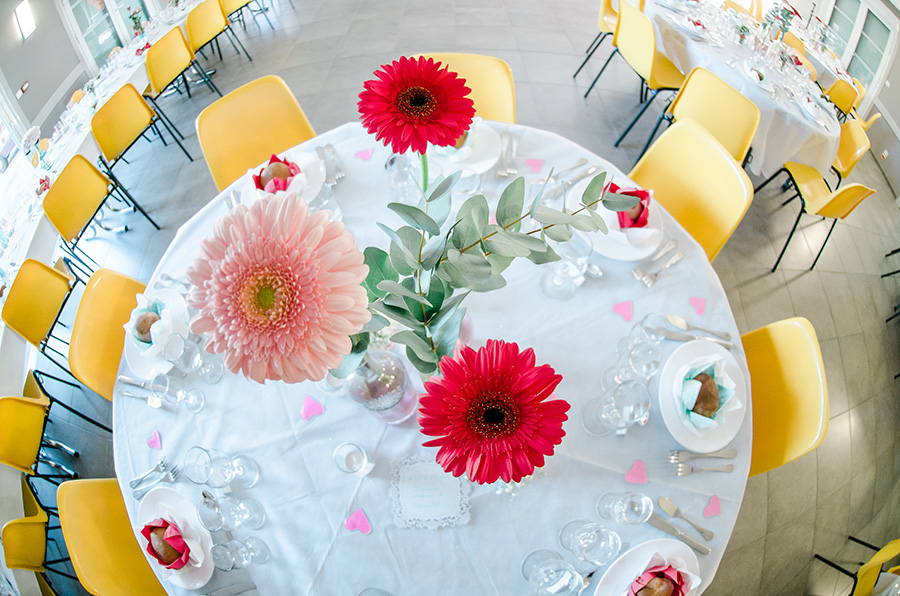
xmin=211 ymin=537 xmax=269 ymax=571
xmin=358 ymin=590 xmax=394 ymax=596
xmin=597 ymin=491 xmax=653 ymax=524
xmin=627 ymin=341 xmax=660 ymax=381
xmin=163 ymin=334 xmax=224 ymax=384
xmin=451 ymin=167 xmax=482 ymax=202
xmin=333 ymin=442 xmax=371 ymax=475
xmin=559 ymin=520 xmax=622 ymax=566
xmin=148 ymin=373 xmax=204 ymax=413
xmin=631 ymin=313 xmax=668 ymax=344
xmin=183 ymin=446 xmax=259 ymax=488
xmin=520 ymin=549 xmax=585 ymax=596
xmin=582 ymin=381 xmax=651 ymax=435
xmin=200 ymin=494 xmax=265 ymax=531
xmin=540 ymin=232 xmax=593 ymax=300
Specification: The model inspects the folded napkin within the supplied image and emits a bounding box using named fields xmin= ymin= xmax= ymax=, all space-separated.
xmin=141 ymin=517 xmax=192 ymax=571
xmin=610 ymin=182 xmax=651 ymax=230
xmin=137 ymin=504 xmax=205 ymax=580
xmin=678 ymin=356 xmax=739 ymax=436
xmin=252 ymin=154 xmax=306 ymax=194
xmin=124 ymin=292 xmax=190 ymax=358
xmin=623 ymin=552 xmax=701 ymax=596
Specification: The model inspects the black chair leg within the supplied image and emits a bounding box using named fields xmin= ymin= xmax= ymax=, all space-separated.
xmin=153 ymin=116 xmax=193 ymax=162
xmin=192 ymin=60 xmax=222 ymax=97
xmin=781 ymin=191 xmax=800 ymax=206
xmin=773 ymin=207 xmax=805 ymax=272
xmin=754 ymin=167 xmax=787 ymax=194
xmin=584 ymin=48 xmax=618 ymax=98
xmin=108 ymin=172 xmax=161 ymax=230
xmin=145 ymin=96 xmax=185 ymax=141
xmin=226 ymin=26 xmax=253 ymax=61
xmin=810 ymin=219 xmax=838 ymax=270
xmin=813 ymin=554 xmax=856 ymax=577
xmin=574 ymin=33 xmax=608 ymax=78
xmin=615 ymin=88 xmax=661 ymax=147
xmin=635 ymin=111 xmax=672 ymax=167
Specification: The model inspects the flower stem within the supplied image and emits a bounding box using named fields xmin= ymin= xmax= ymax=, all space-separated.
xmin=420 ymin=152 xmax=429 ymax=200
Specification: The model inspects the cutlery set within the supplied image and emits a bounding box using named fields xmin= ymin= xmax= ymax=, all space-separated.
xmin=667 ymin=447 xmax=737 ymax=476
xmin=130 ymin=456 xmax=180 ymax=499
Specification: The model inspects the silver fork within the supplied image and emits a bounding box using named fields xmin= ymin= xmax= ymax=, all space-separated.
xmin=129 ymin=458 xmax=168 ymax=489
xmin=667 ymin=448 xmax=737 ymax=463
xmin=630 ymin=239 xmax=677 ymax=281
xmin=325 ymin=144 xmax=345 ymax=182
xmin=642 ymin=250 xmax=684 ymax=287
xmin=133 ymin=465 xmax=180 ymax=500
xmin=675 ymin=463 xmax=734 ymax=476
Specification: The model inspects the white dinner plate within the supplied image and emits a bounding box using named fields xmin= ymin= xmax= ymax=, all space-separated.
xmin=428 ymin=119 xmax=502 ymax=175
xmin=565 ymin=177 xmax=664 ymax=262
xmin=122 ymin=288 xmax=189 ymax=380
xmin=667 ymin=13 xmax=710 ymax=40
xmin=137 ymin=487 xmax=215 ymax=591
xmin=592 ymin=538 xmax=701 ymax=596
xmin=657 ymin=340 xmax=747 ymax=453
xmin=241 ymin=149 xmax=326 ymax=204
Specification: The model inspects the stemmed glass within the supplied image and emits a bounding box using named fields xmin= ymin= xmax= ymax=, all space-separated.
xmin=148 ymin=373 xmax=204 ymax=413
xmin=597 ymin=492 xmax=654 ymax=524
xmin=601 ymin=341 xmax=660 ymax=391
xmin=540 ymin=232 xmax=594 ymax=300
xmin=211 ymin=537 xmax=270 ymax=571
xmin=163 ymin=334 xmax=224 ymax=384
xmin=582 ymin=380 xmax=651 ymax=435
xmin=559 ymin=520 xmax=622 ymax=566
xmin=197 ymin=493 xmax=266 ymax=531
xmin=520 ymin=550 xmax=585 ymax=596
xmin=183 ymin=446 xmax=259 ymax=488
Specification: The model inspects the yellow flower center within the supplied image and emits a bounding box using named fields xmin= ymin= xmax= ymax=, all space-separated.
xmin=241 ymin=270 xmax=293 ymax=327
xmin=396 ymin=86 xmax=436 ymax=118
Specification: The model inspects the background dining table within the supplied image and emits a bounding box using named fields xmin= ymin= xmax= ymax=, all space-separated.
xmin=645 ymin=0 xmax=841 ymax=178
xmin=113 ymin=120 xmax=752 ymax=595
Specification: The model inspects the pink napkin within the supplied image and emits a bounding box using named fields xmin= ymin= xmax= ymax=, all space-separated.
xmin=610 ymin=182 xmax=651 ymax=229
xmin=252 ymin=154 xmax=302 ymax=193
xmin=629 ymin=564 xmax=690 ymax=596
xmin=141 ymin=518 xmax=192 ymax=570
xmin=135 ymin=42 xmax=151 ymax=56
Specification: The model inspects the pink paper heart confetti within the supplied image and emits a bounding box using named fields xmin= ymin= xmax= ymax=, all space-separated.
xmin=524 ymin=158 xmax=543 ymax=173
xmin=301 ymin=395 xmax=324 ymax=420
xmin=354 ymin=149 xmax=372 ymax=161
xmin=703 ymin=495 xmax=721 ymax=517
xmin=612 ymin=301 xmax=633 ymax=322
xmin=344 ymin=508 xmax=371 ymax=534
xmin=147 ymin=430 xmax=162 ymax=450
xmin=624 ymin=460 xmax=647 ymax=484
xmin=689 ymin=296 xmax=706 ymax=316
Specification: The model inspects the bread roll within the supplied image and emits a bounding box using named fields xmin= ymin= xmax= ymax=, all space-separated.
xmin=134 ymin=311 xmax=160 ymax=343
xmin=691 ymin=372 xmax=719 ymax=418
xmin=149 ymin=527 xmax=179 ymax=565
xmin=453 ymin=131 xmax=468 ymax=149
xmin=637 ymin=576 xmax=675 ymax=596
xmin=260 ymin=161 xmax=293 ymax=188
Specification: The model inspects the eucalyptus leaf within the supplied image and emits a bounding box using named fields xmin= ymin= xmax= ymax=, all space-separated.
xmin=603 ymin=191 xmax=641 ymax=212
xmin=447 ymin=249 xmax=493 ymax=284
xmin=370 ymin=301 xmax=425 ymax=330
xmin=484 ymin=234 xmax=531 ymax=257
xmin=457 ymin=194 xmax=489 ymax=238
xmin=496 ymin=176 xmax=525 ymax=229
xmin=388 ymin=203 xmax=441 ymax=236
xmin=533 ymin=205 xmax=579 ymax=225
xmin=383 ymin=294 xmax=407 ymax=309
xmin=498 ymin=229 xmax=550 ymax=252
xmin=391 ymin=330 xmax=439 ymax=363
xmin=376 ymin=280 xmax=431 ymax=306
xmin=590 ymin=209 xmax=609 ymax=234
xmin=402 ymin=275 xmax=445 ymax=322
xmin=379 ymin=223 xmax=419 ymax=273
xmin=405 ymin=346 xmax=439 ymax=376
xmin=429 ymin=290 xmax=470 ymax=331
xmin=581 ymin=172 xmax=608 ymax=208
xmin=466 ymin=273 xmax=507 ymax=293
xmin=420 ymin=236 xmax=445 ymax=270
xmin=526 ymin=246 xmax=561 ymax=265
xmin=530 ymin=175 xmax=551 ymax=218
xmin=360 ymin=313 xmax=390 ymax=333
xmin=330 ymin=349 xmax=367 ymax=379
xmin=429 ymin=189 xmax=452 ymax=228
xmin=433 ymin=309 xmax=465 ymax=357
xmin=570 ymin=214 xmax=601 ymax=232
xmin=427 ymin=171 xmax=461 ymax=203
xmin=362 ymin=247 xmax=398 ymax=302
xmin=486 ymin=252 xmax=514 ymax=275
xmin=544 ymin=224 xmax=573 ymax=242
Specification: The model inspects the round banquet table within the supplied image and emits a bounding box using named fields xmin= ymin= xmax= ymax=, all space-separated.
xmin=644 ymin=0 xmax=841 ymax=178
xmin=113 ymin=121 xmax=752 ymax=596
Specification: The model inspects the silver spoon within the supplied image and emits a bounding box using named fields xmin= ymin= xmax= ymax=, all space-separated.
xmin=666 ymin=313 xmax=731 ymax=341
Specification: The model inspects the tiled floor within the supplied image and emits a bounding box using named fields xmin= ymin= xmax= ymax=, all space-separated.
xmin=30 ymin=0 xmax=900 ymax=594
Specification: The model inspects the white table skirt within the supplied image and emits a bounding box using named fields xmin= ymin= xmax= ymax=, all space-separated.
xmin=645 ymin=1 xmax=841 ymax=178
xmin=113 ymin=121 xmax=751 ymax=595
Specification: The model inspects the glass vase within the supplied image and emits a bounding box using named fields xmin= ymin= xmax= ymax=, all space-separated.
xmin=345 ymin=350 xmax=418 ymax=424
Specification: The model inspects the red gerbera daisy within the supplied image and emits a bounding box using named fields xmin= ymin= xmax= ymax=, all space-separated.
xmin=418 ymin=340 xmax=570 ymax=485
xmin=358 ymin=56 xmax=476 ymax=155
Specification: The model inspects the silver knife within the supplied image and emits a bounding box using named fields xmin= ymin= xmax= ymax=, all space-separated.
xmin=545 ymin=165 xmax=599 ymax=202
xmin=205 ymin=582 xmax=257 ymax=596
xmin=657 ymin=328 xmax=734 ymax=350
xmin=646 ymin=513 xmax=712 ymax=555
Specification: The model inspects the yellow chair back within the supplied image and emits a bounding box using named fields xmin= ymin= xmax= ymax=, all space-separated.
xmin=220 ymin=0 xmax=251 ymax=14
xmin=825 ymin=78 xmax=859 ymax=114
xmin=197 ymin=75 xmax=316 ymax=191
xmin=667 ymin=67 xmax=760 ymax=162
xmin=69 ymin=269 xmax=145 ymax=401
xmin=145 ymin=27 xmax=194 ymax=97
xmin=1 ymin=259 xmax=73 ymax=348
xmin=417 ymin=53 xmax=517 ymax=124
xmin=43 ymin=155 xmax=112 ymax=245
xmin=854 ymin=111 xmax=881 ymax=131
xmin=1 ymin=511 xmax=49 ymax=573
xmin=808 ymin=182 xmax=875 ymax=220
xmin=58 ymin=479 xmax=168 ymax=596
xmin=598 ymin=0 xmax=618 ymax=34
xmin=186 ymin=0 xmax=226 ymax=53
xmin=854 ymin=539 xmax=900 ymax=596
xmin=91 ymin=84 xmax=156 ymax=164
xmin=783 ymin=30 xmax=805 ymax=54
xmin=20 ymin=474 xmax=40 ymax=517
xmin=0 ymin=395 xmax=49 ymax=475
xmin=628 ymin=121 xmax=752 ymax=261
xmin=70 ymin=89 xmax=86 ymax=105
xmin=852 ymin=77 xmax=866 ymax=109
xmin=614 ymin=0 xmax=684 ymax=90
xmin=832 ymin=118 xmax=870 ymax=179
xmin=743 ymin=317 xmax=828 ymax=477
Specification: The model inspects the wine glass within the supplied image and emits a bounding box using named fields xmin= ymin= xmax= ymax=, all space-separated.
xmin=358 ymin=590 xmax=394 ymax=596
xmin=631 ymin=313 xmax=668 ymax=344
xmin=211 ymin=537 xmax=270 ymax=571
xmin=627 ymin=341 xmax=661 ymax=381
xmin=198 ymin=493 xmax=265 ymax=531
xmin=597 ymin=491 xmax=653 ymax=524
xmin=559 ymin=520 xmax=622 ymax=566
xmin=148 ymin=373 xmax=204 ymax=413
xmin=582 ymin=381 xmax=651 ymax=435
xmin=540 ymin=232 xmax=594 ymax=300
xmin=183 ymin=446 xmax=259 ymax=488
xmin=520 ymin=549 xmax=585 ymax=595
xmin=163 ymin=334 xmax=224 ymax=384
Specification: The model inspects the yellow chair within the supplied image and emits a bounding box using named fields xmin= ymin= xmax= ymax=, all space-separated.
xmin=91 ymin=83 xmax=192 ymax=173
xmin=2 ymin=259 xmax=76 ymax=376
xmin=723 ymin=0 xmax=763 ymax=20
xmin=19 ymin=476 xmax=66 ymax=595
xmin=573 ymin=0 xmax=618 ymax=79
xmin=783 ymin=30 xmax=805 ymax=54
xmin=852 ymin=110 xmax=881 ymax=131
xmin=58 ymin=479 xmax=169 ymax=596
xmin=417 ymin=53 xmax=517 ymax=124
xmin=220 ymin=0 xmax=274 ymax=32
xmin=197 ymin=75 xmax=316 ymax=191
xmin=24 ymin=368 xmax=112 ymax=433
xmin=743 ymin=317 xmax=828 ymax=477
xmin=830 ymin=118 xmax=870 ymax=187
xmin=44 ymin=155 xmax=159 ymax=271
xmin=2 ymin=511 xmax=77 ymax=585
xmin=852 ymin=77 xmax=866 ymax=109
xmin=0 ymin=395 xmax=77 ymax=487
xmin=814 ymin=537 xmax=900 ymax=596
xmin=144 ymin=27 xmax=221 ymax=127
xmin=69 ymin=269 xmax=145 ymax=401
xmin=628 ymin=121 xmax=753 ymax=262
xmin=187 ymin=0 xmax=253 ymax=63
xmin=69 ymin=89 xmax=85 ymax=105
xmin=823 ymin=77 xmax=859 ymax=120
xmin=638 ymin=66 xmax=760 ymax=165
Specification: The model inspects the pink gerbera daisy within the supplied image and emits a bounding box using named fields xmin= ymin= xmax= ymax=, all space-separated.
xmin=185 ymin=193 xmax=370 ymax=384
xmin=418 ymin=340 xmax=570 ymax=485
xmin=358 ymin=56 xmax=476 ymax=155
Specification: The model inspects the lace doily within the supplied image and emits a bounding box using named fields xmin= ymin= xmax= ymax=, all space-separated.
xmin=390 ymin=456 xmax=470 ymax=529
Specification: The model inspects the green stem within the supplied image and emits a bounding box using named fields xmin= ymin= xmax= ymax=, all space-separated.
xmin=419 ymin=152 xmax=429 ymax=200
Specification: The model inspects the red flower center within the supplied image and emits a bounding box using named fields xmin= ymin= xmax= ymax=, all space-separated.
xmin=395 ymin=86 xmax=436 ymax=119
xmin=466 ymin=394 xmax=520 ymax=439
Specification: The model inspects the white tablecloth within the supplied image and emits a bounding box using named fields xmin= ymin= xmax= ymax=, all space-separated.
xmin=113 ymin=121 xmax=752 ymax=595
xmin=646 ymin=1 xmax=841 ymax=177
